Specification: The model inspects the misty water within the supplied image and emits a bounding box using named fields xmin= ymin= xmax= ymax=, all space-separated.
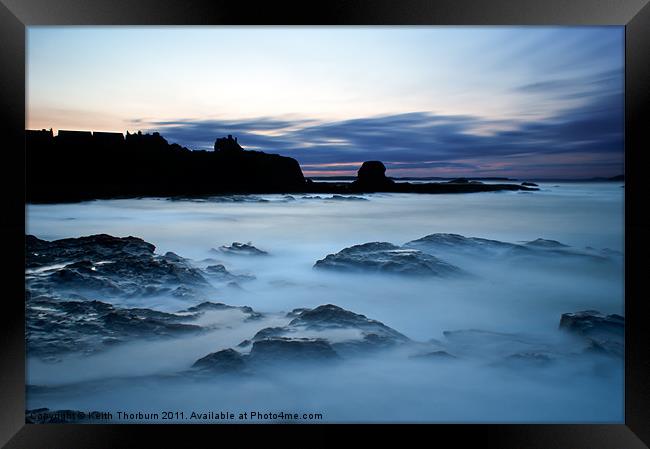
xmin=26 ymin=182 xmax=624 ymax=423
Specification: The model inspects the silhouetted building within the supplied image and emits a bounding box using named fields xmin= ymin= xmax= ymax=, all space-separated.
xmin=93 ymin=131 xmax=125 ymax=146
xmin=214 ymin=134 xmax=242 ymax=153
xmin=26 ymin=130 xmax=307 ymax=202
xmin=56 ymin=130 xmax=93 ymax=148
xmin=26 ymin=129 xmax=54 ymax=147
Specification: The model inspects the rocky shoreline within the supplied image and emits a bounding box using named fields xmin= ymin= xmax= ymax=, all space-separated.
xmin=25 ymin=232 xmax=623 ymax=421
xmin=26 ymin=131 xmax=537 ymax=203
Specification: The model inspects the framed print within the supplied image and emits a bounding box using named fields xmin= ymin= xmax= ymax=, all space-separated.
xmin=1 ymin=0 xmax=649 ymax=447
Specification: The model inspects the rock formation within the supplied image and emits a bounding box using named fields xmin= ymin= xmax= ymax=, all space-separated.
xmin=313 ymin=242 xmax=465 ymax=277
xmin=26 ymin=129 xmax=538 ymax=202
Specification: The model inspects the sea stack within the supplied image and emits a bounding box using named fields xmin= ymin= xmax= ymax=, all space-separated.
xmin=353 ymin=161 xmax=395 ymax=190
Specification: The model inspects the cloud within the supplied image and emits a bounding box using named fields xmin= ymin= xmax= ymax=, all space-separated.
xmin=134 ymin=71 xmax=623 ymax=178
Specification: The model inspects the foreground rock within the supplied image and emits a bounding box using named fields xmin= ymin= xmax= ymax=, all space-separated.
xmin=314 ymin=233 xmax=618 ymax=279
xmin=204 ymin=264 xmax=256 ymax=283
xmin=314 ymin=242 xmax=464 ymax=277
xmin=184 ymin=301 xmax=263 ymax=321
xmin=404 ymin=233 xmax=516 ymax=256
xmin=192 ymin=304 xmax=410 ymax=373
xmin=559 ymin=310 xmax=624 ymax=356
xmin=27 ymin=294 xmax=263 ymax=361
xmin=192 ymin=348 xmax=247 ymax=372
xmin=26 ymin=234 xmax=211 ymax=299
xmin=26 ymin=294 xmax=202 ymax=360
xmin=404 ymin=233 xmax=620 ymax=266
xmin=437 ymin=310 xmax=625 ymax=365
xmin=215 ymin=242 xmax=268 ymax=256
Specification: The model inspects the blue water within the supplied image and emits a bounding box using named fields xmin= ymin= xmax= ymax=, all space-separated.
xmin=25 ymin=182 xmax=624 ymax=423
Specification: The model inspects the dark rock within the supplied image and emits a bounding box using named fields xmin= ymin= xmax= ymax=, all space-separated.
xmin=190 ymin=304 xmax=411 ymax=373
xmin=503 ymin=352 xmax=553 ymax=366
xmin=405 ymin=233 xmax=617 ymax=267
xmin=163 ymin=251 xmax=186 ymax=263
xmin=216 ymin=242 xmax=268 ymax=256
xmin=26 ymin=234 xmax=211 ymax=299
xmin=524 ymin=238 xmax=569 ymax=249
xmin=286 ymin=307 xmax=311 ymax=318
xmin=26 ymin=234 xmax=155 ymax=269
xmin=410 ymin=350 xmax=458 ymax=360
xmin=248 ymin=338 xmax=340 ymax=364
xmin=171 ymin=286 xmax=197 ymax=298
xmin=352 ymin=161 xmax=395 ymax=190
xmin=559 ymin=310 xmax=624 ymax=356
xmin=183 ymin=301 xmax=263 ymax=321
xmin=273 ymin=304 xmax=409 ymax=354
xmin=521 ymin=182 xmax=539 ymax=187
xmin=441 ymin=329 xmax=551 ymax=359
xmin=330 ymin=195 xmax=368 ymax=201
xmin=26 ymin=296 xmax=202 ymax=360
xmin=404 ymin=233 xmax=516 ymax=256
xmin=205 ymin=264 xmax=256 ymax=282
xmin=27 ymin=127 xmax=536 ymax=202
xmin=192 ymin=348 xmax=246 ymax=372
xmin=252 ymin=327 xmax=287 ymax=341
xmin=289 ymin=304 xmax=404 ymax=337
xmin=314 ymin=242 xmax=464 ymax=277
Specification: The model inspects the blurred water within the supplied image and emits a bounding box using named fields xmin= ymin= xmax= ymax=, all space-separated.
xmin=25 ymin=182 xmax=625 ymax=423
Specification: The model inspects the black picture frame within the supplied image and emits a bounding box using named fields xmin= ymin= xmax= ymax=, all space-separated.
xmin=1 ymin=0 xmax=649 ymax=447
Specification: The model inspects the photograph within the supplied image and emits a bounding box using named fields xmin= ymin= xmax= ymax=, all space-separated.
xmin=22 ymin=25 xmax=627 ymax=425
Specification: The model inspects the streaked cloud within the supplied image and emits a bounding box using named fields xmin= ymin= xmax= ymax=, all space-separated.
xmin=27 ymin=26 xmax=624 ymax=177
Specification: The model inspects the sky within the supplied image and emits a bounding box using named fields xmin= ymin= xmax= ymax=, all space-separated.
xmin=27 ymin=26 xmax=624 ymax=178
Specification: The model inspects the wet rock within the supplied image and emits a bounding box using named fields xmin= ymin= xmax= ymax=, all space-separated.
xmin=405 ymin=233 xmax=617 ymax=267
xmin=559 ymin=310 xmax=624 ymax=356
xmin=521 ymin=182 xmax=539 ymax=187
xmin=502 ymin=352 xmax=554 ymax=367
xmin=162 ymin=251 xmax=186 ymax=263
xmin=252 ymin=327 xmax=287 ymax=341
xmin=184 ymin=301 xmax=263 ymax=321
xmin=260 ymin=304 xmax=409 ymax=355
xmin=330 ymin=195 xmax=368 ymax=201
xmin=216 ymin=242 xmax=268 ymax=256
xmin=237 ymin=339 xmax=252 ymax=348
xmin=205 ymin=264 xmax=256 ymax=282
xmin=441 ymin=329 xmax=551 ymax=359
xmin=26 ymin=296 xmax=202 ymax=360
xmin=404 ymin=233 xmax=516 ymax=256
xmin=524 ymin=238 xmax=569 ymax=249
xmin=26 ymin=234 xmax=211 ymax=299
xmin=191 ymin=304 xmax=410 ymax=373
xmin=289 ymin=304 xmax=406 ymax=338
xmin=248 ymin=338 xmax=340 ymax=364
xmin=314 ymin=242 xmax=464 ymax=277
xmin=26 ymin=234 xmax=155 ymax=269
xmin=285 ymin=307 xmax=311 ymax=318
xmin=192 ymin=348 xmax=246 ymax=372
xmin=410 ymin=350 xmax=458 ymax=360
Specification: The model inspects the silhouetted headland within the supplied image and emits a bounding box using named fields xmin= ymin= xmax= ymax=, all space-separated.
xmin=26 ymin=129 xmax=537 ymax=203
